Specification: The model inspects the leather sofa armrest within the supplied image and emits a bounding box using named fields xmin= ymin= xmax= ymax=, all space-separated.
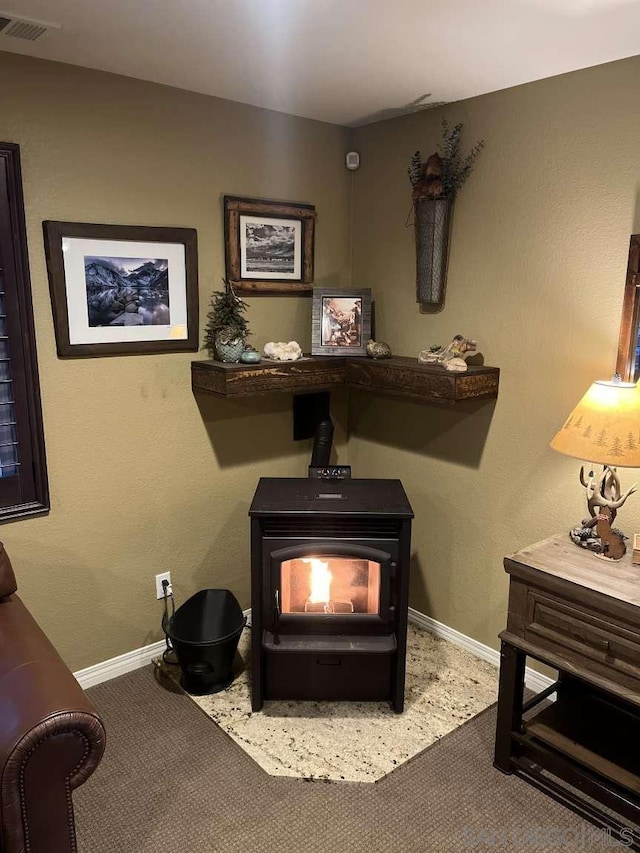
xmin=0 ymin=543 xmax=17 ymax=599
xmin=0 ymin=596 xmax=105 ymax=853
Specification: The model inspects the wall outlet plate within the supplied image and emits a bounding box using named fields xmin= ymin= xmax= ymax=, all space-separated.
xmin=155 ymin=571 xmax=172 ymax=599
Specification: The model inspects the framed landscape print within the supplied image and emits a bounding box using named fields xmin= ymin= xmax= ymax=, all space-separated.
xmin=42 ymin=221 xmax=198 ymax=357
xmin=312 ymin=288 xmax=372 ymax=356
xmin=224 ymin=196 xmax=316 ymax=294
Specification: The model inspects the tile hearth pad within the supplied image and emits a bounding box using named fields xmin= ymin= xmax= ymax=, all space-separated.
xmin=159 ymin=623 xmax=497 ymax=783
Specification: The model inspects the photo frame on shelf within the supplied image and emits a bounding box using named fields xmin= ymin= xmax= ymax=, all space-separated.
xmin=312 ymin=287 xmax=372 ymax=356
xmin=42 ymin=221 xmax=198 ymax=358
xmin=224 ymin=195 xmax=316 ymax=294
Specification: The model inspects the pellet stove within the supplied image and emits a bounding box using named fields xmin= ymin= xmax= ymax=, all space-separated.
xmin=249 ymin=477 xmax=413 ymax=712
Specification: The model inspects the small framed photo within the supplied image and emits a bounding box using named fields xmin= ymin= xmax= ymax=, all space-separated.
xmin=42 ymin=221 xmax=198 ymax=358
xmin=312 ymin=288 xmax=372 ymax=356
xmin=224 ymin=196 xmax=316 ymax=294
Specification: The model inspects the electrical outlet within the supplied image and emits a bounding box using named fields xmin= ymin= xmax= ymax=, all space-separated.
xmin=155 ymin=571 xmax=172 ymax=600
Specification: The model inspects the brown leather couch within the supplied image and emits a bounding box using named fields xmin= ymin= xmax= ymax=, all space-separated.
xmin=0 ymin=544 xmax=105 ymax=852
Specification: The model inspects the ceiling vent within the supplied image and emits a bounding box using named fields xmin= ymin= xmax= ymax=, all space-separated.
xmin=0 ymin=14 xmax=58 ymax=41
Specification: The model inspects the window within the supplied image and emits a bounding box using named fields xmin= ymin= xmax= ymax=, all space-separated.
xmin=0 ymin=143 xmax=48 ymax=520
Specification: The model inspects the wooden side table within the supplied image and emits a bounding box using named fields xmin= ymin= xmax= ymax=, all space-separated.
xmin=495 ymin=534 xmax=640 ymax=848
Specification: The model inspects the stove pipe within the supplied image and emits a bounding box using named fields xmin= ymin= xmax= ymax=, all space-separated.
xmin=310 ymin=419 xmax=333 ymax=468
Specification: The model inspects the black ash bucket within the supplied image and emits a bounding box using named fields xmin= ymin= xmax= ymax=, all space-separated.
xmin=163 ymin=589 xmax=246 ymax=695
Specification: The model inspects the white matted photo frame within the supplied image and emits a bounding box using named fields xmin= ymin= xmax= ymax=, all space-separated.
xmin=224 ymin=196 xmax=316 ymax=294
xmin=312 ymin=288 xmax=372 ymax=356
xmin=42 ymin=222 xmax=198 ymax=357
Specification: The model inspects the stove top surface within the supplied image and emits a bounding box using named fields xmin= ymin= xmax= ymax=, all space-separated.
xmin=249 ymin=477 xmax=413 ymax=518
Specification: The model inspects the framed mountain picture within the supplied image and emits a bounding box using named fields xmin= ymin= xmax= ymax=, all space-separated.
xmin=224 ymin=196 xmax=316 ymax=294
xmin=42 ymin=221 xmax=198 ymax=357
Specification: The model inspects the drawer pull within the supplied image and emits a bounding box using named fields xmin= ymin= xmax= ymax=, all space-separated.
xmin=528 ymin=623 xmax=614 ymax=661
xmin=316 ymin=655 xmax=342 ymax=667
xmin=570 ymin=631 xmax=610 ymax=654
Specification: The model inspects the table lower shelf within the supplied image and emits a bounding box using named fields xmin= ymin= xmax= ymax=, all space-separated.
xmin=525 ymin=683 xmax=640 ymax=796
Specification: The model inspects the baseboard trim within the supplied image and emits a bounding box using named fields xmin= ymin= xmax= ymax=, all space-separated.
xmin=74 ymin=607 xmax=553 ymax=694
xmin=74 ymin=639 xmax=167 ymax=689
xmin=74 ymin=608 xmax=252 ymax=690
xmin=408 ymin=607 xmax=553 ymax=693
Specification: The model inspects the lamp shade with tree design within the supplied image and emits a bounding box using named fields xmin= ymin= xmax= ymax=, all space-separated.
xmin=550 ymin=378 xmax=640 ymax=467
xmin=550 ymin=377 xmax=640 ymax=559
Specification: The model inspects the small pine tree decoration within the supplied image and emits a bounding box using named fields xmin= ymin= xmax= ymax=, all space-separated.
xmin=203 ymin=278 xmax=250 ymax=357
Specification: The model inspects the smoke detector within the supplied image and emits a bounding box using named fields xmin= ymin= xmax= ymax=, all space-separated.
xmin=0 ymin=13 xmax=60 ymax=41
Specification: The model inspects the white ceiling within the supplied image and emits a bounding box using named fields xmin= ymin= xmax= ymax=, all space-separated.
xmin=1 ymin=0 xmax=639 ymax=126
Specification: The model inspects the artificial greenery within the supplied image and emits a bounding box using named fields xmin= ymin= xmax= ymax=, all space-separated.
xmin=408 ymin=119 xmax=484 ymax=200
xmin=439 ymin=120 xmax=484 ymax=197
xmin=408 ymin=151 xmax=423 ymax=190
xmin=203 ymin=278 xmax=250 ymax=354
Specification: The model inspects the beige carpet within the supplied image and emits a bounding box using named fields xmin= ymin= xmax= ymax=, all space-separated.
xmin=157 ymin=623 xmax=498 ymax=782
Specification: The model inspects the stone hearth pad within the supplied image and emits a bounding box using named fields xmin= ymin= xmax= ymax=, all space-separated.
xmin=159 ymin=623 xmax=497 ymax=783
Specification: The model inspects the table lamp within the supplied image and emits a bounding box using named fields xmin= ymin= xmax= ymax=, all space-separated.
xmin=550 ymin=375 xmax=640 ymax=560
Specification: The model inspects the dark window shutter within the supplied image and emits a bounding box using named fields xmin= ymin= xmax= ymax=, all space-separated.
xmin=0 ymin=144 xmax=48 ymax=520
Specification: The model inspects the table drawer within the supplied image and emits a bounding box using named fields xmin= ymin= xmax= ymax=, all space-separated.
xmin=525 ymin=590 xmax=640 ymax=683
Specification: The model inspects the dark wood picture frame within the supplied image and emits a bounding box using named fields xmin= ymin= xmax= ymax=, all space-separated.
xmin=224 ymin=195 xmax=315 ymax=294
xmin=616 ymin=233 xmax=640 ymax=383
xmin=42 ymin=221 xmax=199 ymax=358
xmin=312 ymin=287 xmax=372 ymax=356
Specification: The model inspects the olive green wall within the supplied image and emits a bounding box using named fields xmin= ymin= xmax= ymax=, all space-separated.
xmin=349 ymin=55 xmax=640 ymax=650
xmin=3 ymin=49 xmax=640 ymax=672
xmin=0 ymin=52 xmax=351 ymax=670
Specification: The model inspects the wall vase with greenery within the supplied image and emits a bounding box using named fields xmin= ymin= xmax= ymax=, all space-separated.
xmin=409 ymin=121 xmax=484 ymax=307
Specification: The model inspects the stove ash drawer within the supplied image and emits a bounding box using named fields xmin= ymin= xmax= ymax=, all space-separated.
xmin=263 ymin=632 xmax=396 ymax=702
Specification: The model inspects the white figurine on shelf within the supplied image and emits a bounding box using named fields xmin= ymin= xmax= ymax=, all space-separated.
xmin=418 ymin=335 xmax=477 ymax=372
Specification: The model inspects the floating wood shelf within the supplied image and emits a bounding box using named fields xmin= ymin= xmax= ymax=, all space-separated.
xmin=191 ymin=356 xmax=345 ymax=398
xmin=345 ymin=357 xmax=499 ymax=404
xmin=191 ymin=356 xmax=499 ymax=405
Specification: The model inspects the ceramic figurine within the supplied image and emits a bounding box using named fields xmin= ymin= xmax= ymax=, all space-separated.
xmin=366 ymin=340 xmax=392 ymax=359
xmin=263 ymin=341 xmax=303 ymax=361
xmin=418 ymin=335 xmax=477 ymax=371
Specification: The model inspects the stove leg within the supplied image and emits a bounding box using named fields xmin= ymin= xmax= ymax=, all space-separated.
xmin=250 ymin=518 xmax=264 ymax=713
xmin=391 ymin=647 xmax=407 ymax=713
xmin=251 ymin=634 xmax=263 ymax=712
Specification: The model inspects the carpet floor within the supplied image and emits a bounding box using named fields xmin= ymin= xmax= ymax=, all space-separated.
xmin=74 ymin=666 xmax=625 ymax=852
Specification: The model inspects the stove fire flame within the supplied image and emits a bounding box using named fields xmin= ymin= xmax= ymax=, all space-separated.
xmin=302 ymin=557 xmax=333 ymax=612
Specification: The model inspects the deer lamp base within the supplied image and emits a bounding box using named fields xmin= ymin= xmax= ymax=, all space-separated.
xmin=569 ymin=525 xmax=628 ymax=560
xmin=571 ymin=465 xmax=638 ymax=561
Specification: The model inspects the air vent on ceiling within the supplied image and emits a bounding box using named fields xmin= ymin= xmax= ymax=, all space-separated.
xmin=0 ymin=14 xmax=58 ymax=41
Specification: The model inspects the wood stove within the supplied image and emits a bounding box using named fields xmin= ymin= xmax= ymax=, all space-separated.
xmin=249 ymin=478 xmax=413 ymax=712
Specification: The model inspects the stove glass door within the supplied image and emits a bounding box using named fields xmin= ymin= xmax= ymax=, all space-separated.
xmin=280 ymin=555 xmax=381 ymax=616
